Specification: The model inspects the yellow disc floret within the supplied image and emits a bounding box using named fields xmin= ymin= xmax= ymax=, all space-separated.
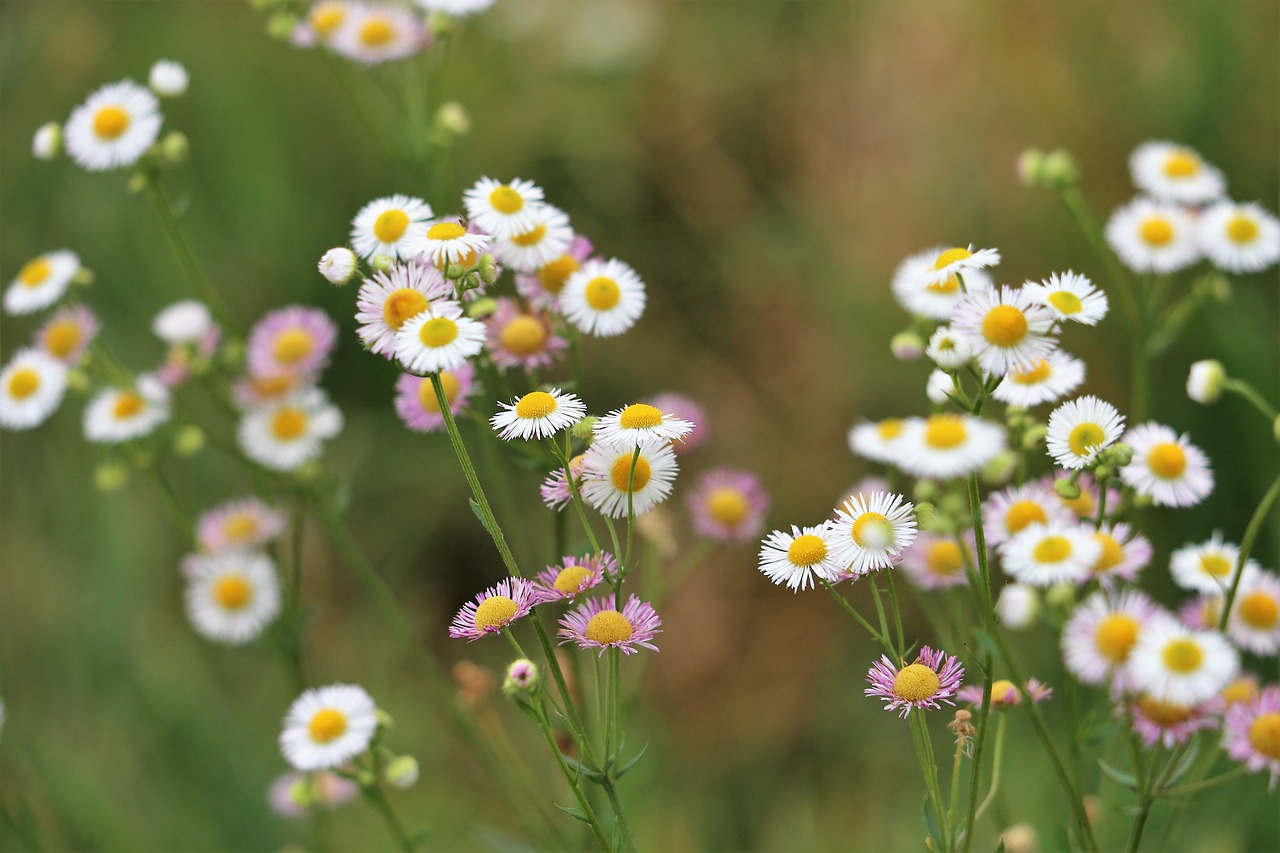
xmin=1249 ymin=713 xmax=1280 ymax=760
xmin=500 ymin=316 xmax=548 ymax=356
xmin=982 ymin=305 xmax=1029 ymax=347
xmin=706 ymin=487 xmax=749 ymax=527
xmin=1162 ymin=639 xmax=1204 ymax=674
xmin=538 ymin=255 xmax=580 ymax=295
xmin=1226 ymin=216 xmax=1259 ymax=245
xmin=271 ymin=407 xmax=308 ymax=440
xmin=1004 ymin=500 xmax=1047 ymax=535
xmin=383 ymin=289 xmax=430 ymax=330
xmin=214 ymin=574 xmax=252 ymax=609
xmin=553 ymin=566 xmax=593 ymax=595
xmin=851 ymin=511 xmax=891 ymax=549
xmin=308 ymin=708 xmax=348 ymax=743
xmin=923 ymin=414 xmax=967 ymax=449
xmin=926 ymin=275 xmax=960 ymax=294
xmin=1139 ymin=217 xmax=1174 ymax=246
xmin=488 ymin=186 xmax=524 ymax=214
xmin=511 ymin=225 xmax=546 ymax=247
xmin=610 ymin=455 xmax=652 ymax=492
xmin=18 ymin=257 xmax=52 ymax=287
xmin=7 ymin=368 xmax=40 ymax=400
xmin=427 ymin=222 xmax=466 ymax=241
xmin=1147 ymin=442 xmax=1187 ymax=479
xmin=373 ymin=209 xmax=409 ymax=243
xmin=584 ymin=277 xmax=621 ymax=310
xmin=1094 ymin=614 xmax=1140 ymax=663
xmin=787 ymin=534 xmax=827 ymax=567
xmin=273 ymin=328 xmax=314 ymax=365
xmin=877 ymin=418 xmax=904 ymax=440
xmin=113 ymin=391 xmax=145 ymax=420
xmin=1012 ymin=360 xmax=1052 ymax=385
xmin=893 ymin=663 xmax=941 ymax=701
xmin=1033 ymin=535 xmax=1072 ymax=563
xmin=418 ymin=371 xmax=459 ymax=414
xmin=224 ymin=514 xmax=259 ymax=544
xmin=473 ymin=595 xmax=518 ymax=630
xmin=932 ymin=247 xmax=972 ymax=270
xmin=618 ymin=403 xmax=662 ymax=430
xmin=1068 ymin=422 xmax=1106 ymax=457
xmin=927 ymin=541 xmax=964 ymax=576
xmin=93 ymin=106 xmax=130 ymax=139
xmin=1048 ymin=291 xmax=1083 ymax=314
xmin=1091 ymin=533 xmax=1125 ymax=573
xmin=1138 ymin=697 xmax=1193 ymax=727
xmin=359 ymin=17 xmax=394 ymax=46
xmin=585 ymin=610 xmax=633 ymax=645
xmin=515 ymin=391 xmax=558 ymax=419
xmin=419 ymin=317 xmax=459 ymax=348
xmin=44 ymin=320 xmax=81 ymax=359
xmin=1162 ymin=150 xmax=1200 ymax=178
xmin=1239 ymin=591 xmax=1279 ymax=629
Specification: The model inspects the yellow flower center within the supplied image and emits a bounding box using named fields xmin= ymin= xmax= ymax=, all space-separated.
xmin=1033 ymin=535 xmax=1072 ymax=563
xmin=618 ymin=403 xmax=662 ymax=430
xmin=252 ymin=374 xmax=297 ymax=399
xmin=7 ymin=368 xmax=40 ymax=400
xmin=383 ymin=289 xmax=430 ymax=330
xmin=1139 ymin=217 xmax=1174 ymax=247
xmin=1091 ymin=533 xmax=1125 ymax=573
xmin=553 ymin=566 xmax=593 ymax=595
xmin=584 ymin=277 xmax=621 ymax=310
xmin=877 ymin=418 xmax=904 ymax=440
xmin=926 ymin=275 xmax=960 ymax=294
xmin=373 ymin=209 xmax=409 ymax=243
xmin=1012 ymin=359 xmax=1052 ymax=385
xmin=537 ymin=255 xmax=580 ymax=295
xmin=427 ymin=222 xmax=467 ymax=241
xmin=1226 ymin=215 xmax=1259 ymax=245
xmin=359 ymin=17 xmax=394 ymax=46
xmin=1138 ymin=697 xmax=1193 ymax=727
xmin=990 ymin=679 xmax=1019 ymax=706
xmin=1162 ymin=150 xmax=1200 ymax=178
xmin=271 ymin=407 xmax=308 ymax=440
xmin=18 ymin=257 xmax=52 ymax=287
xmin=488 ymin=186 xmax=524 ymax=214
xmin=1162 ymin=639 xmax=1204 ymax=674
xmin=1239 ymin=591 xmax=1279 ymax=629
xmin=893 ymin=663 xmax=941 ymax=701
xmin=923 ymin=414 xmax=967 ymax=449
xmin=1222 ymin=678 xmax=1259 ymax=706
xmin=511 ymin=224 xmax=547 ymax=247
xmin=932 ymin=247 xmax=972 ymax=270
xmin=1048 ymin=291 xmax=1083 ymax=314
xmin=982 ymin=305 xmax=1029 ymax=348
xmin=1062 ymin=490 xmax=1094 ymax=516
xmin=1094 ymin=614 xmax=1139 ymax=663
xmin=1147 ymin=442 xmax=1187 ymax=479
xmin=851 ymin=511 xmax=892 ymax=549
xmin=1248 ymin=713 xmax=1280 ymax=760
xmin=585 ymin=610 xmax=634 ymax=645
xmin=474 ymin=595 xmax=518 ymax=629
xmin=500 ymin=316 xmax=548 ymax=356
xmin=1004 ymin=500 xmax=1047 ymax=535
xmin=1068 ymin=422 xmax=1106 ymax=457
xmin=706 ymin=487 xmax=749 ymax=527
xmin=113 ymin=391 xmax=145 ymax=420
xmin=44 ymin=320 xmax=82 ymax=359
xmin=308 ymin=708 xmax=348 ymax=743
xmin=514 ymin=390 xmax=557 ymax=419
xmin=1199 ymin=554 xmax=1232 ymax=578
xmin=417 ymin=370 xmax=459 ymax=414
xmin=419 ymin=317 xmax=459 ymax=348
xmin=214 ymin=574 xmax=252 ymax=609
xmin=92 ymin=105 xmax=130 ymax=139
xmin=787 ymin=534 xmax=827 ymax=567
xmin=309 ymin=2 xmax=346 ymax=37
xmin=224 ymin=514 xmax=259 ymax=544
xmin=610 ymin=454 xmax=652 ymax=492
xmin=273 ymin=328 xmax=314 ymax=365
xmin=927 ymin=541 xmax=964 ymax=576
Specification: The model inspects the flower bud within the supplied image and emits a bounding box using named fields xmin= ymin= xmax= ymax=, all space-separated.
xmin=1045 ymin=581 xmax=1076 ymax=610
xmin=444 ymin=263 xmax=466 ymax=280
xmin=149 ymin=60 xmax=190 ymax=98
xmin=502 ymin=658 xmax=540 ymax=697
xmin=571 ymin=416 xmax=598 ymax=440
xmin=160 ymin=131 xmax=189 ymax=166
xmin=478 ymin=254 xmax=499 ymax=284
xmin=385 ymin=756 xmax=419 ymax=789
xmin=1015 ymin=149 xmax=1046 ymax=188
xmin=891 ymin=330 xmax=925 ymax=361
xmin=435 ymin=101 xmax=471 ymax=136
xmin=926 ymin=369 xmax=952 ymax=404
xmin=72 ymin=267 xmax=95 ymax=287
xmin=1186 ymin=359 xmax=1225 ymax=405
xmin=289 ymin=778 xmax=316 ymax=809
xmin=94 ymin=461 xmax=130 ymax=492
xmin=1053 ymin=477 xmax=1081 ymax=500
xmin=266 ymin=11 xmax=300 ymax=39
xmin=1021 ymin=424 xmax=1047 ymax=450
xmin=996 ymin=583 xmax=1039 ymax=631
xmin=980 ymin=450 xmax=1017 ymax=486
xmin=127 ymin=172 xmax=148 ymax=194
xmin=1041 ymin=149 xmax=1079 ymax=188
xmin=375 ymin=708 xmax=394 ymax=729
xmin=67 ymin=369 xmax=90 ymax=392
xmin=370 ymin=254 xmax=396 ymax=273
xmin=32 ymin=122 xmax=61 ymax=161
xmin=173 ymin=425 xmax=205 ymax=457
xmin=318 ymin=247 xmax=358 ymax=285
xmin=466 ymin=297 xmax=498 ymax=319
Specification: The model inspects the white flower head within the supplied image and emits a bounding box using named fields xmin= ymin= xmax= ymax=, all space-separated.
xmin=280 ymin=684 xmax=379 ymax=771
xmin=848 ymin=418 xmax=909 ymax=464
xmin=1120 ymin=422 xmax=1213 ymax=508
xmin=1001 ymin=521 xmax=1102 ymax=587
xmin=237 ymin=388 xmax=344 ymax=471
xmin=579 ymin=439 xmax=678 ymax=519
xmin=560 ymin=258 xmax=646 ymax=338
xmin=32 ymin=122 xmax=61 ymax=160
xmin=1105 ymin=198 xmax=1201 ymax=274
xmin=1045 ymin=395 xmax=1125 ymax=470
xmin=0 ymin=349 xmax=68 ymax=431
xmin=153 ymin=300 xmax=214 ymax=345
xmin=462 ymin=176 xmax=547 ymax=240
xmin=392 ymin=301 xmax=485 ymax=374
xmin=758 ymin=524 xmax=844 ymax=592
xmin=83 ymin=376 xmax=171 ymax=443
xmin=925 ymin=326 xmax=974 ymax=369
xmin=917 ymin=245 xmax=1002 ymax=288
xmin=491 ymin=389 xmax=587 ymax=441
xmin=493 ymin=204 xmax=574 ymax=273
xmin=330 ymin=5 xmax=428 ymax=65
xmin=5 ymin=250 xmax=81 ymax=316
xmin=894 ymin=413 xmax=1006 ymax=480
xmin=1198 ymin=201 xmax=1280 ymax=274
xmin=64 ymin=80 xmax=162 ymax=171
xmin=991 ymin=351 xmax=1086 ymax=408
xmin=950 ymin=285 xmax=1057 ymax=377
xmin=1169 ymin=532 xmax=1255 ymax=594
xmin=593 ymin=403 xmax=694 ymax=450
xmin=890 ymin=245 xmax=995 ymax=320
xmin=828 ymin=491 xmax=918 ymax=575
xmin=1128 ymin=618 xmax=1238 ymax=707
xmin=350 ymin=194 xmax=434 ymax=260
xmin=406 ymin=218 xmax=492 ymax=268
xmin=1024 ymin=271 xmax=1108 ymax=325
xmin=1130 ymin=141 xmax=1226 ymax=205
xmin=185 ymin=551 xmax=281 ymax=645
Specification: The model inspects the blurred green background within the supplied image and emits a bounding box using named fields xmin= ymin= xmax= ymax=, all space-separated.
xmin=2 ymin=1 xmax=1278 ymax=850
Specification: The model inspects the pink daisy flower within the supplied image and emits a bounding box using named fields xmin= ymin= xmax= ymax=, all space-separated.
xmin=957 ymin=677 xmax=1052 ymax=709
xmin=356 ymin=261 xmax=452 ymax=359
xmin=686 ymin=468 xmax=770 ymax=544
xmin=558 ymin=595 xmax=661 ymax=656
xmin=531 ymin=552 xmax=616 ymax=604
xmin=1130 ymin=695 xmax=1224 ymax=749
xmin=484 ymin=297 xmax=566 ymax=370
xmin=448 ymin=578 xmax=535 ymax=641
xmin=899 ymin=532 xmax=974 ymax=590
xmin=646 ymin=392 xmax=709 ymax=455
xmin=36 ymin=304 xmax=99 ymax=365
xmin=1223 ymin=685 xmax=1280 ymax=791
xmin=197 ymin=497 xmax=287 ymax=554
xmin=516 ymin=235 xmax=594 ymax=312
xmin=1061 ymin=589 xmax=1164 ymax=694
xmin=1178 ymin=595 xmax=1223 ymax=631
xmin=983 ymin=481 xmax=1073 ymax=548
xmin=866 ymin=646 xmax=965 ymax=718
xmin=247 ymin=306 xmax=337 ymax=380
xmin=393 ymin=364 xmax=475 ymax=433
xmin=541 ymin=454 xmax=586 ymax=511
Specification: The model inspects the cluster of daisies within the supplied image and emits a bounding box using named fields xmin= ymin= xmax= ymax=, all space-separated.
xmin=289 ymin=0 xmax=494 ymax=65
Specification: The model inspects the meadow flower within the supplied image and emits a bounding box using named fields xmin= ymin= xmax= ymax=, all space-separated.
xmin=1186 ymin=359 xmax=1225 ymax=405
xmin=4 ymin=250 xmax=80 ymax=315
xmin=957 ymin=677 xmax=1052 ymax=709
xmin=32 ymin=122 xmax=60 ymax=160
xmin=828 ymin=491 xmax=917 ymax=575
xmin=918 ymin=245 xmax=1001 ymax=289
xmin=686 ymin=468 xmax=769 ymax=544
xmin=865 ymin=646 xmax=965 ymax=718
xmin=301 ymin=0 xmax=352 ymax=44
xmin=558 ymin=595 xmax=661 ymax=656
xmin=232 ymin=372 xmax=316 ymax=410
xmin=1024 ymin=271 xmax=1108 ymax=325
xmin=982 ymin=481 xmax=1073 ymax=547
xmin=83 ymin=376 xmax=170 ymax=443
xmin=356 ymin=261 xmax=452 ymax=358
xmin=594 ymin=403 xmax=694 ymax=450
xmin=899 ymin=533 xmax=972 ymax=590
xmin=491 ymin=389 xmax=586 ymax=441
xmin=463 ymin=176 xmax=546 ymax=240
xmin=1129 ymin=141 xmax=1225 ymax=204
xmin=757 ymin=524 xmax=843 ymax=591
xmin=1222 ymin=675 xmax=1262 ymax=708
xmin=540 ymin=453 xmax=586 ymax=510
xmin=0 ymin=349 xmax=68 ymax=430
xmin=560 ymin=257 xmax=646 ymax=337
xmin=1001 ymin=522 xmax=1101 ymax=587
xmin=1045 ymin=395 xmax=1125 ymax=470
xmin=950 ymin=285 xmax=1057 ymax=376
xmin=531 ymin=553 xmax=615 ymax=604
xmin=268 ymin=771 xmax=357 ymax=818
xmin=350 ymin=194 xmax=434 ymax=260
xmin=1170 ymin=532 xmax=1253 ymax=593
xmin=247 ymin=306 xmax=338 ymax=379
xmin=1087 ymin=523 xmax=1152 ymax=587
xmin=1222 ymin=685 xmax=1280 ymax=791
xmin=579 ymin=439 xmax=678 ymax=518
xmin=238 ymin=388 xmax=343 ymax=471
xmin=393 ymin=302 xmax=486 ymax=374
xmin=36 ymin=304 xmax=98 ymax=366
xmin=196 ymin=497 xmax=287 ymax=554
xmin=1061 ymin=590 xmax=1163 ymax=692
xmin=847 ymin=418 xmax=908 ymax=464
xmin=148 ymin=60 xmax=189 ymax=97
xmin=394 ymin=365 xmax=474 ymax=433
xmin=1178 ymin=595 xmax=1222 ymax=631
xmin=484 ymin=298 xmax=566 ymax=370
xmin=152 ymin=300 xmax=214 ymax=345
xmin=890 ymin=246 xmax=994 ymax=320
xmin=925 ymin=326 xmax=974 ymax=369
xmin=184 ymin=551 xmax=281 ymax=645
xmin=1119 ymin=422 xmax=1213 ymax=507
xmin=318 ymin=247 xmax=358 ymax=285
xmin=280 ymin=684 xmax=378 ymax=771
xmin=449 ymin=578 xmax=536 ymax=640
xmin=991 ymin=351 xmax=1085 ymax=408
xmin=1105 ymin=198 xmax=1200 ymax=274
xmin=894 ymin=413 xmax=1006 ymax=480
xmin=493 ymin=205 xmax=574 ymax=273
xmin=516 ymin=235 xmax=594 ymax=311
xmin=647 ymin=392 xmax=709 ymax=454
xmin=1130 ymin=695 xmax=1223 ymax=749
xmin=64 ymin=80 xmax=162 ymax=171
xmin=1197 ymin=201 xmax=1280 ymax=273
xmin=1128 ymin=619 xmax=1238 ymax=707
xmin=330 ymin=4 xmax=427 ymax=65
xmin=406 ymin=217 xmax=492 ymax=267
xmin=1226 ymin=570 xmax=1280 ymax=656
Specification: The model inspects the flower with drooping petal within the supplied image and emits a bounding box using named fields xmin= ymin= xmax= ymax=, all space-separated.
xmin=558 ymin=594 xmax=661 ymax=656
xmin=865 ymin=645 xmax=965 ymax=718
xmin=1222 ymin=685 xmax=1280 ymax=791
xmin=890 ymin=245 xmax=994 ymax=320
xmin=448 ymin=578 xmax=536 ymax=641
xmin=531 ymin=553 xmax=616 ymax=604
xmin=491 ymin=389 xmax=587 ymax=441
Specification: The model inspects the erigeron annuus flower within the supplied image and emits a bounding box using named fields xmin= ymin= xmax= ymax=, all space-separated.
xmin=865 ymin=646 xmax=965 ymax=718
xmin=63 ymin=80 xmax=162 ymax=171
xmin=394 ymin=365 xmax=474 ymax=433
xmin=828 ymin=491 xmax=917 ymax=575
xmin=558 ymin=595 xmax=661 ymax=656
xmin=894 ymin=413 xmax=1006 ymax=480
xmin=405 ymin=217 xmax=492 ymax=267
xmin=1226 ymin=570 xmax=1280 ymax=656
xmin=890 ymin=246 xmax=994 ymax=320
xmin=1087 ymin=523 xmax=1152 ymax=587
xmin=686 ymin=468 xmax=770 ymax=544
xmin=982 ymin=481 xmax=1073 ymax=547
xmin=4 ymin=250 xmax=81 ymax=316
xmin=148 ymin=60 xmax=189 ymax=97
xmin=579 ymin=440 xmax=678 ymax=518
xmin=1178 ymin=595 xmax=1222 ymax=631
xmin=516 ymin=235 xmax=594 ymax=311
xmin=1198 ymin=201 xmax=1280 ymax=274
xmin=990 ymin=350 xmax=1085 ymax=408
xmin=957 ymin=678 xmax=1053 ymax=709
xmin=330 ymin=4 xmax=427 ymax=65
xmin=1131 ymin=695 xmax=1224 ymax=749
xmin=918 ymin=245 xmax=1001 ymax=289
xmin=280 ymin=684 xmax=379 ymax=771
xmin=37 ymin=304 xmax=98 ymax=366
xmin=196 ymin=497 xmax=287 ymax=554
xmin=560 ymin=257 xmax=646 ymax=338
xmin=647 ymin=392 xmax=709 ymax=454
xmin=463 ymin=176 xmax=546 ymax=240
xmin=996 ymin=583 xmax=1039 ymax=630
xmin=1128 ymin=619 xmax=1239 ymax=707
xmin=925 ymin=326 xmax=974 ymax=369
xmin=1024 ymin=271 xmax=1108 ymax=326
xmin=83 ymin=376 xmax=170 ymax=443
xmin=268 ymin=770 xmax=357 ymax=818
xmin=152 ymin=300 xmax=214 ymax=345
xmin=0 ymin=349 xmax=68 ymax=431
xmin=757 ymin=524 xmax=843 ymax=591
xmin=951 ymin=285 xmax=1057 ymax=377
xmin=393 ymin=301 xmax=486 ymax=374
xmin=494 ymin=205 xmax=574 ymax=273
xmin=184 ymin=551 xmax=281 ymax=645
xmin=448 ymin=578 xmax=536 ymax=641
xmin=484 ymin=298 xmax=566 ymax=370
xmin=1061 ymin=590 xmax=1162 ymax=692
xmin=350 ymin=195 xmax=434 ymax=260
xmin=237 ymin=388 xmax=343 ymax=471
xmin=848 ymin=418 xmax=908 ymax=464
xmin=302 ymin=0 xmax=351 ymax=43
xmin=541 ymin=453 xmax=586 ymax=511
xmin=247 ymin=306 xmax=338 ymax=380
xmin=491 ymin=389 xmax=587 ymax=441
xmin=1223 ymin=685 xmax=1280 ymax=791
xmin=1222 ymin=675 xmax=1262 ymax=708
xmin=899 ymin=533 xmax=972 ymax=590
xmin=1119 ymin=422 xmax=1214 ymax=507
xmin=1105 ymin=198 xmax=1200 ymax=274
xmin=594 ymin=403 xmax=694 ymax=450
xmin=1129 ymin=141 xmax=1226 ymax=204
xmin=1045 ymin=395 xmax=1125 ymax=471
xmin=232 ymin=372 xmax=316 ymax=411
xmin=1002 ymin=522 xmax=1102 ymax=587
xmin=531 ymin=553 xmax=615 ymax=604
xmin=356 ymin=261 xmax=452 ymax=359
xmin=1169 ymin=531 xmax=1254 ymax=593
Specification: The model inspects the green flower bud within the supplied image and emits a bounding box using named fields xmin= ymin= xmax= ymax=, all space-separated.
xmin=385 ymin=756 xmax=419 ymax=790
xmin=289 ymin=778 xmax=315 ymax=808
xmin=67 ymin=369 xmax=90 ymax=392
xmin=375 ymin=708 xmax=395 ymax=729
xmin=266 ymin=11 xmax=300 ymax=39
xmin=1015 ymin=149 xmax=1046 ymax=188
xmin=466 ymin=297 xmax=498 ymax=319
xmin=434 ymin=101 xmax=471 ymax=136
xmin=1021 ymin=424 xmax=1047 ymax=450
xmin=1042 ymin=149 xmax=1079 ymax=188
xmin=173 ymin=426 xmax=205 ymax=457
xmin=444 ymin=263 xmax=466 ymax=280
xmin=95 ymin=461 xmax=130 ymax=492
xmin=571 ymin=417 xmax=598 ymax=440
xmin=160 ymin=131 xmax=189 ymax=166
xmin=502 ymin=659 xmax=540 ymax=697
xmin=371 ymin=254 xmax=396 ymax=273
xmin=891 ymin=330 xmax=925 ymax=361
xmin=126 ymin=172 xmax=148 ymax=194
xmin=1044 ymin=581 xmax=1076 ymax=610
xmin=1053 ymin=477 xmax=1081 ymax=500
xmin=913 ymin=479 xmax=941 ymax=504
xmin=981 ymin=450 xmax=1018 ymax=486
xmin=1193 ymin=273 xmax=1231 ymax=303
xmin=478 ymin=253 xmax=499 ymax=284
xmin=72 ymin=267 xmax=95 ymax=287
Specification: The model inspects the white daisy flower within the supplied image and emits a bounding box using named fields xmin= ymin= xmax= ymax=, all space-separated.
xmin=982 ymin=481 xmax=1074 ymax=547
xmin=393 ymin=302 xmax=485 ymax=374
xmin=238 ymin=388 xmax=343 ymax=471
xmin=848 ymin=418 xmax=908 ymax=464
xmin=148 ymin=60 xmax=189 ymax=97
xmin=493 ymin=205 xmax=574 ymax=273
xmin=894 ymin=413 xmax=1007 ymax=480
xmin=828 ymin=491 xmax=918 ymax=575
xmin=185 ymin=551 xmax=281 ymax=645
xmin=950 ymin=285 xmax=1057 ymax=377
xmin=1169 ymin=532 xmax=1256 ymax=593
xmin=83 ymin=376 xmax=171 ymax=443
xmin=64 ymin=80 xmax=162 ymax=171
xmin=350 ymin=194 xmax=434 ymax=260
xmin=925 ymin=368 xmax=954 ymax=404
xmin=405 ymin=218 xmax=492 ymax=268
xmin=560 ymin=257 xmax=646 ymax=337
xmin=280 ymin=684 xmax=379 ymax=771
xmin=593 ymin=403 xmax=694 ymax=450
xmin=890 ymin=246 xmax=994 ymax=320
xmin=330 ymin=5 xmax=427 ymax=65
xmin=462 ymin=176 xmax=547 ymax=240
xmin=1105 ymin=198 xmax=1201 ymax=274
xmin=579 ymin=440 xmax=678 ymax=519
xmin=491 ymin=389 xmax=587 ymax=441
xmin=1130 ymin=141 xmax=1226 ymax=205
xmin=32 ymin=122 xmax=61 ymax=160
xmin=1128 ymin=619 xmax=1238 ymax=707
xmin=758 ymin=524 xmax=844 ymax=591
xmin=1120 ymin=422 xmax=1213 ymax=507
xmin=1197 ymin=201 xmax=1280 ymax=274
xmin=1061 ymin=590 xmax=1162 ymax=691
xmin=1001 ymin=522 xmax=1102 ymax=587
xmin=1045 ymin=395 xmax=1125 ymax=470
xmin=918 ymin=245 xmax=1002 ymax=289
xmin=0 ymin=349 xmax=68 ymax=430
xmin=356 ymin=261 xmax=452 ymax=358
xmin=1024 ymin=271 xmax=1108 ymax=325
xmin=152 ymin=300 xmax=214 ymax=345
xmin=1226 ymin=571 xmax=1280 ymax=656
xmin=990 ymin=351 xmax=1086 ymax=408
xmin=925 ymin=325 xmax=974 ymax=369
xmin=4 ymin=250 xmax=80 ymax=315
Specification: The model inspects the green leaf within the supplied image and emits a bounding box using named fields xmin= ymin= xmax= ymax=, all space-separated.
xmin=1097 ymin=758 xmax=1138 ymax=790
xmin=615 ymin=743 xmax=649 ymax=779
xmin=1160 ymin=739 xmax=1200 ymax=788
xmin=513 ymin=698 xmax=541 ymax=725
xmin=555 ymin=804 xmax=590 ymax=823
xmin=469 ymin=498 xmax=495 ymax=536
xmin=562 ymin=754 xmax=605 ymax=783
xmin=922 ymin=796 xmax=942 ymax=847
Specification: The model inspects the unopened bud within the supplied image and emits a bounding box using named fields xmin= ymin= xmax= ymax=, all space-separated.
xmin=32 ymin=122 xmax=61 ymax=161
xmin=913 ymin=479 xmax=941 ymax=503
xmin=503 ymin=658 xmax=540 ymax=696
xmin=981 ymin=450 xmax=1017 ymax=486
xmin=72 ymin=267 xmax=95 ymax=287
xmin=1042 ymin=149 xmax=1079 ymax=188
xmin=67 ymin=369 xmax=91 ymax=392
xmin=891 ymin=330 xmax=925 ymax=361
xmin=571 ymin=417 xmax=598 ymax=440
xmin=1045 ymin=581 xmax=1076 ymax=610
xmin=289 ymin=778 xmax=316 ymax=808
xmin=435 ymin=101 xmax=471 ymax=136
xmin=1001 ymin=823 xmax=1039 ymax=853
xmin=444 ymin=263 xmax=465 ymax=280
xmin=996 ymin=583 xmax=1039 ymax=631
xmin=318 ymin=247 xmax=357 ymax=285
xmin=1015 ymin=149 xmax=1046 ymax=188
xmin=127 ymin=172 xmax=148 ymax=194
xmin=926 ymin=369 xmax=952 ymax=404
xmin=385 ymin=756 xmax=419 ymax=789
xmin=173 ymin=425 xmax=205 ymax=457
xmin=370 ymin=254 xmax=396 ymax=273
xmin=95 ymin=461 xmax=130 ymax=492
xmin=466 ymin=297 xmax=498 ymax=319
xmin=1053 ymin=477 xmax=1081 ymax=500
xmin=478 ymin=254 xmax=499 ymax=284
xmin=266 ymin=11 xmax=300 ymax=39
xmin=375 ymin=709 xmax=394 ymax=729
xmin=1186 ymin=360 xmax=1226 ymax=405
xmin=1109 ymin=442 xmax=1133 ymax=467
xmin=1022 ymin=424 xmax=1047 ymax=450
xmin=160 ymin=131 xmax=189 ymax=166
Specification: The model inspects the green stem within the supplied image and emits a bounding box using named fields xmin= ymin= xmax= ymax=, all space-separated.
xmin=547 ymin=438 xmax=603 ymax=556
xmin=910 ymin=711 xmax=949 ymax=852
xmin=819 ymin=578 xmax=892 ymax=655
xmin=1218 ymin=470 xmax=1280 ymax=632
xmin=360 ymin=785 xmax=415 ymax=853
xmin=531 ymin=698 xmax=612 ymax=851
xmin=960 ymin=472 xmax=995 ymax=853
xmin=603 ymin=778 xmax=638 ymax=853
xmin=974 ymin=712 xmax=1007 ymax=819
xmin=1223 ymin=378 xmax=1279 ymax=421
xmin=149 ymin=467 xmax=193 ymax=530
xmin=883 ymin=567 xmax=907 ymax=659
xmin=142 ymin=171 xmax=234 ymax=326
